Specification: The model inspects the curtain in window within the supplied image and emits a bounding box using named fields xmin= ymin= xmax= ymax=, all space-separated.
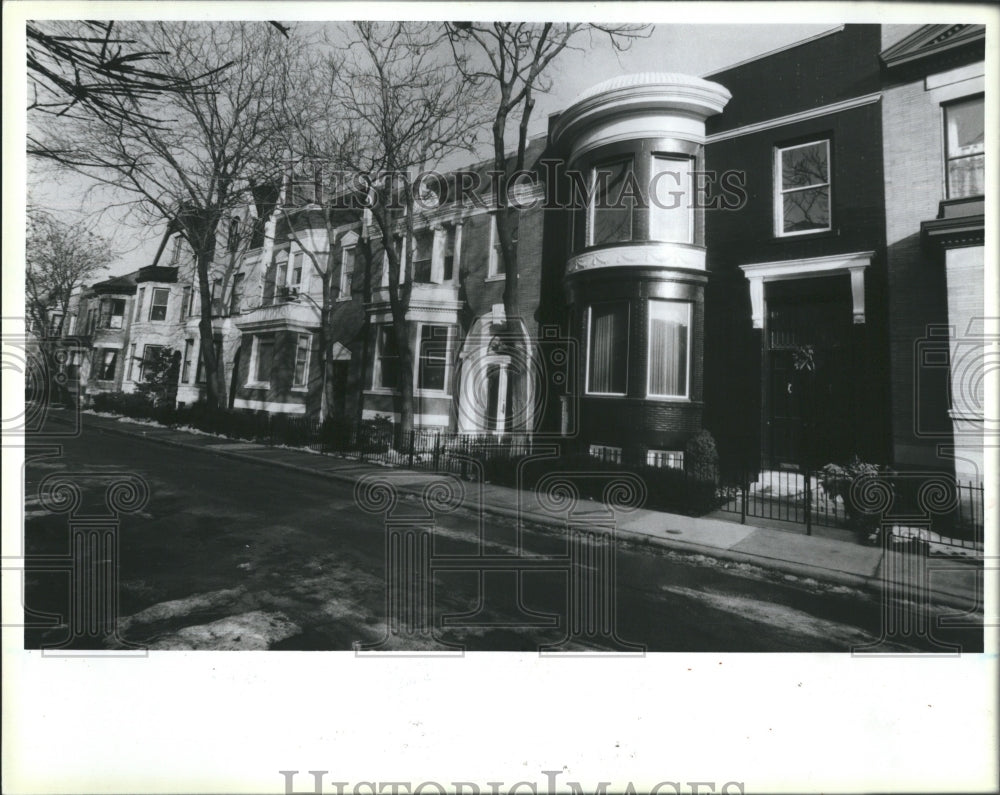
xmin=588 ymin=303 xmax=628 ymax=393
xmin=648 ymin=301 xmax=689 ymax=397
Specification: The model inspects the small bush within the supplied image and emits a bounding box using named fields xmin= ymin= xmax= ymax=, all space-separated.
xmin=819 ymin=456 xmax=891 ymax=535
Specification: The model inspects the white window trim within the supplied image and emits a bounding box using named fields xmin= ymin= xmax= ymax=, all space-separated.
xmin=649 ymin=154 xmax=695 ymax=245
xmin=246 ymin=335 xmax=272 ymax=389
xmin=584 ymin=302 xmax=630 ymax=397
xmin=292 ymin=333 xmax=312 ymax=391
xmin=645 ymin=299 xmax=692 ymax=400
xmin=486 ymin=216 xmax=505 ymax=281
xmin=415 ymin=324 xmax=454 ymax=397
xmin=773 ymin=139 xmax=832 ymax=238
xmin=338 ymin=244 xmax=356 ymax=301
xmin=148 ymin=287 xmax=171 ymax=323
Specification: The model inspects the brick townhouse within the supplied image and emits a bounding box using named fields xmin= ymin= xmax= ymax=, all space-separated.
xmin=61 ymin=23 xmax=986 ymax=480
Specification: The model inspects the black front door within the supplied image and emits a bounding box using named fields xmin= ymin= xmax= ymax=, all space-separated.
xmin=765 ymin=277 xmax=853 ymax=469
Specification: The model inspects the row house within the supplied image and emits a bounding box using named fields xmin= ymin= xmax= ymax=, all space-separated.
xmin=64 ymin=23 xmax=987 ymax=483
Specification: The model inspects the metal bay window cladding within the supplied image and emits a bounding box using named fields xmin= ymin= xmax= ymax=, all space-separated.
xmin=573 ymin=149 xmax=697 ymax=250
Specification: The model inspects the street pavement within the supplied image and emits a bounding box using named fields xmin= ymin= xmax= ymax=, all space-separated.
xmin=18 ymin=408 xmax=985 ymax=652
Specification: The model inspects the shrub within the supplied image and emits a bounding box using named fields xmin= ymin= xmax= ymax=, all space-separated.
xmin=683 ymin=430 xmax=721 ymax=515
xmin=819 ymin=456 xmax=891 ymax=536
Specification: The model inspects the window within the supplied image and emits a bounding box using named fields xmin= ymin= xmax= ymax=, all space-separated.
xmin=413 ymin=231 xmax=433 ymax=283
xmin=182 ymin=339 xmax=195 ymax=383
xmin=339 ymin=246 xmax=355 ymax=300
xmin=374 ymin=325 xmax=400 ymax=389
xmin=140 ymin=345 xmax=165 ymax=382
xmin=195 ymin=339 xmax=221 ymax=384
xmin=48 ymin=313 xmax=63 ymax=337
xmin=274 ymin=251 xmax=288 ymax=300
xmin=418 ymin=325 xmax=451 ymax=392
xmin=127 ymin=343 xmax=137 ymax=381
xmin=66 ymin=314 xmax=77 ymax=335
xmin=647 ymin=300 xmax=690 ymax=398
xmin=148 ymin=287 xmax=170 ymax=321
xmin=647 ymin=449 xmax=684 ymax=470
xmin=586 ymin=302 xmax=629 ymax=395
xmin=589 ymin=157 xmax=635 ymax=246
xmin=96 ymin=348 xmax=118 ymax=381
xmin=649 ymin=155 xmax=694 ymax=243
xmin=289 ymin=251 xmax=304 ymax=290
xmin=135 ymin=288 xmax=146 ymax=322
xmin=442 ymin=226 xmax=456 ymax=281
xmin=227 ymin=218 xmax=240 ymax=252
xmin=211 ymin=279 xmax=223 ymax=315
xmin=293 ymin=334 xmax=311 ymax=389
xmin=775 ymin=140 xmax=831 ymax=235
xmin=589 ymin=444 xmax=622 ymax=464
xmin=106 ymin=299 xmax=126 ymax=329
xmin=229 ymin=273 xmax=244 ymax=315
xmin=945 ymin=96 xmax=984 ymax=199
xmin=253 ymin=335 xmax=274 ymax=384
xmin=66 ymin=350 xmax=81 ymax=380
xmin=487 ymin=217 xmax=505 ymax=278
xmin=180 ymin=287 xmax=191 ymax=321
xmin=169 ymin=235 xmax=183 ymax=266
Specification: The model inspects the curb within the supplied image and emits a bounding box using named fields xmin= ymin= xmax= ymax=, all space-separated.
xmin=68 ymin=414 xmax=979 ymax=611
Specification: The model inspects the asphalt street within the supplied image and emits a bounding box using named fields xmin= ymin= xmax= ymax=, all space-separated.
xmin=21 ymin=424 xmax=982 ymax=652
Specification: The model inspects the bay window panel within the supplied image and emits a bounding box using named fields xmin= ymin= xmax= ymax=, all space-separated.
xmin=293 ymin=334 xmax=310 ymax=387
xmin=648 ymin=301 xmax=690 ymax=398
xmin=418 ymin=325 xmax=450 ymax=391
xmin=413 ymin=232 xmax=433 ymax=283
xmin=587 ymin=303 xmax=629 ymax=394
xmin=255 ymin=337 xmax=274 ymax=383
xmin=590 ymin=158 xmax=634 ymax=246
xmin=650 ymin=155 xmax=694 ymax=243
xmin=376 ymin=325 xmax=400 ymax=389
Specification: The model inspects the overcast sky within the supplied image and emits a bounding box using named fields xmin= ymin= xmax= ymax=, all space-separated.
xmin=28 ymin=21 xmax=837 ymax=278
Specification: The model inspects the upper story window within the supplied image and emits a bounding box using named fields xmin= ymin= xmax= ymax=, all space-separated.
xmin=588 ymin=157 xmax=635 ymax=246
xmin=442 ymin=226 xmax=456 ymax=281
xmin=649 ymin=155 xmax=694 ymax=244
xmin=227 ymin=218 xmax=240 ymax=253
xmin=775 ymin=140 xmax=831 ymax=236
xmin=180 ymin=286 xmax=191 ymax=321
xmin=487 ymin=217 xmax=505 ymax=279
xmin=99 ymin=298 xmax=126 ymax=329
xmin=647 ymin=300 xmax=690 ymax=399
xmin=339 ymin=245 xmax=355 ymax=300
xmin=586 ymin=301 xmax=629 ymax=395
xmin=289 ymin=250 xmax=304 ymax=291
xmin=229 ymin=273 xmax=245 ymax=315
xmin=148 ymin=287 xmax=170 ymax=322
xmin=413 ymin=230 xmax=434 ymax=283
xmin=135 ymin=288 xmax=146 ymax=322
xmin=944 ymin=96 xmax=984 ymax=199
xmin=169 ymin=235 xmax=183 ymax=266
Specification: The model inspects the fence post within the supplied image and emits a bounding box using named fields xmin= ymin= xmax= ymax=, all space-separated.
xmin=740 ymin=467 xmax=747 ymax=525
xmin=408 ymin=429 xmax=415 ymax=469
xmin=805 ymin=470 xmax=813 ymax=536
xmin=433 ymin=431 xmax=441 ymax=471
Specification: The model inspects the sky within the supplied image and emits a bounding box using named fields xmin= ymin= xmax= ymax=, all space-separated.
xmin=27 ymin=21 xmax=838 ymax=278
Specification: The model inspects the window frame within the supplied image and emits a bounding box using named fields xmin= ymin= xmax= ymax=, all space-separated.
xmin=339 ymin=244 xmax=356 ymax=301
xmin=372 ymin=324 xmax=400 ymax=391
xmin=587 ymin=155 xmax=636 ymax=247
xmin=416 ymin=324 xmax=453 ymax=395
xmin=139 ymin=344 xmax=166 ymax=383
xmin=486 ymin=216 xmax=505 ymax=280
xmin=247 ymin=334 xmax=274 ymax=388
xmin=292 ymin=333 xmax=311 ymax=390
xmin=943 ymin=94 xmax=985 ymax=200
xmin=96 ymin=348 xmax=119 ymax=381
xmin=148 ymin=287 xmax=170 ymax=322
xmin=645 ymin=299 xmax=692 ymax=400
xmin=584 ymin=301 xmax=630 ymax=397
xmin=182 ymin=339 xmax=195 ymax=384
xmin=773 ymin=139 xmax=832 ymax=238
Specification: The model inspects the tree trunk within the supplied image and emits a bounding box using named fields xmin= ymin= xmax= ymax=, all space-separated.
xmin=195 ymin=235 xmax=222 ymax=411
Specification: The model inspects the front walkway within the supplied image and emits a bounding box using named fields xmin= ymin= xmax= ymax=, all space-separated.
xmin=44 ymin=409 xmax=985 ymax=612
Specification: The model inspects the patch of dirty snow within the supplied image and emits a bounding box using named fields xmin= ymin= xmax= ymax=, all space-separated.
xmin=146 ymin=610 xmax=300 ymax=650
xmin=118 ymin=587 xmax=247 ymax=632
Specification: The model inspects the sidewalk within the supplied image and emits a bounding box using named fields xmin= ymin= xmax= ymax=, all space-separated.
xmin=48 ymin=409 xmax=983 ymax=611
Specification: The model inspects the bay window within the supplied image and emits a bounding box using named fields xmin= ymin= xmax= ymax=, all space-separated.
xmin=248 ymin=335 xmax=274 ymax=386
xmin=647 ymin=300 xmax=690 ymax=398
xmin=944 ymin=96 xmax=984 ymax=198
xmin=148 ymin=287 xmax=170 ymax=321
xmin=586 ymin=302 xmax=629 ymax=395
xmin=775 ymin=140 xmax=831 ymax=236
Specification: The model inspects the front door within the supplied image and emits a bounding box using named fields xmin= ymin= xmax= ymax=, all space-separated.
xmin=765 ymin=276 xmax=853 ymax=468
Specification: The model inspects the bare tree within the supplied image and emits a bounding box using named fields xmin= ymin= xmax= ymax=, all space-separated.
xmin=25 ymin=209 xmax=114 ymax=401
xmin=444 ymin=22 xmax=648 ymax=430
xmin=304 ymin=22 xmax=487 ymax=439
xmin=30 ymin=22 xmax=317 ymax=409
